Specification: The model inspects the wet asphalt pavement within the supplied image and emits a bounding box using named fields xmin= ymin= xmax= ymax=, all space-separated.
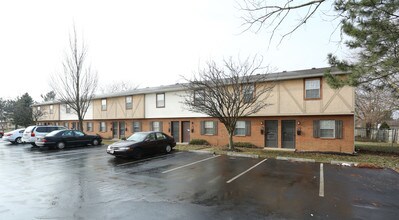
xmin=0 ymin=140 xmax=399 ymax=219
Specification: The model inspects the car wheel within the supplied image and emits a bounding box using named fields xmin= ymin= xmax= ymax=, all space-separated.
xmin=92 ymin=139 xmax=99 ymax=146
xmin=165 ymin=145 xmax=172 ymax=154
xmin=133 ymin=148 xmax=142 ymax=160
xmin=15 ymin=137 xmax=22 ymax=144
xmin=56 ymin=142 xmax=66 ymax=149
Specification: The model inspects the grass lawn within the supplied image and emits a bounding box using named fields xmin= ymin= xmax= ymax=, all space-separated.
xmin=176 ymin=144 xmax=399 ymax=170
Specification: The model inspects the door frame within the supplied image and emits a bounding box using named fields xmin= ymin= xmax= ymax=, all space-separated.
xmin=281 ymin=120 xmax=296 ymax=149
xmin=181 ymin=121 xmax=190 ymax=143
xmin=264 ymin=120 xmax=278 ymax=148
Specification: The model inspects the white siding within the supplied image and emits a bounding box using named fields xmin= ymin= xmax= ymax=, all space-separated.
xmin=60 ymin=102 xmax=94 ymax=120
xmin=145 ymin=91 xmax=208 ymax=118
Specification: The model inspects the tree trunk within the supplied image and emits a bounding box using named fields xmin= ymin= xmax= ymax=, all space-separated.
xmin=228 ymin=132 xmax=234 ymax=150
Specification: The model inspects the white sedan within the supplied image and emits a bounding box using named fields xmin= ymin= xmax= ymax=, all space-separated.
xmin=2 ymin=128 xmax=25 ymax=144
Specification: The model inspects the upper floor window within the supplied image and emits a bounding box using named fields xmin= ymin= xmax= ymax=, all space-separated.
xmin=243 ymin=84 xmax=255 ymax=103
xmin=37 ymin=106 xmax=41 ymax=111
xmin=234 ymin=120 xmax=251 ymax=136
xmin=305 ymin=78 xmax=321 ymax=99
xmin=194 ymin=90 xmax=205 ymax=106
xmin=126 ymin=96 xmax=133 ymax=109
xmin=66 ymin=104 xmax=71 ymax=113
xmin=156 ymin=93 xmax=165 ymax=108
xmin=101 ymin=99 xmax=107 ymax=111
xmin=49 ymin=105 xmax=54 ymax=114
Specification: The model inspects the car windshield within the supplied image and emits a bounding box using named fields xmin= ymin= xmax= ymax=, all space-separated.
xmin=25 ymin=126 xmax=35 ymax=132
xmin=127 ymin=133 xmax=148 ymax=142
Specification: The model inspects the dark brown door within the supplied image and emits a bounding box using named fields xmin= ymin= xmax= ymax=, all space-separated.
xmin=282 ymin=120 xmax=296 ymax=149
xmin=182 ymin=121 xmax=190 ymax=143
xmin=171 ymin=121 xmax=180 ymax=142
xmin=265 ymin=120 xmax=278 ymax=148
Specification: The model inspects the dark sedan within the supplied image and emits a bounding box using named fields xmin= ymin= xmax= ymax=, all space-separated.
xmin=107 ymin=131 xmax=176 ymax=159
xmin=35 ymin=129 xmax=102 ymax=149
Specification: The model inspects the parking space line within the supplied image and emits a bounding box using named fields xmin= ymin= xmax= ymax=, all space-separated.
xmin=319 ymin=163 xmax=324 ymax=197
xmin=117 ymin=152 xmax=183 ymax=167
xmin=162 ymin=155 xmax=221 ymax=174
xmin=226 ymin=158 xmax=267 ymax=183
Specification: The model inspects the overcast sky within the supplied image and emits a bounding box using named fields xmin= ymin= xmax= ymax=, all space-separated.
xmin=0 ymin=0 xmax=347 ymax=101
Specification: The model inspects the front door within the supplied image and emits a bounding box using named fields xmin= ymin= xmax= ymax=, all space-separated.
xmin=119 ymin=122 xmax=126 ymax=139
xmin=182 ymin=121 xmax=190 ymax=143
xmin=282 ymin=120 xmax=296 ymax=149
xmin=112 ymin=122 xmax=118 ymax=139
xmin=171 ymin=121 xmax=180 ymax=142
xmin=265 ymin=120 xmax=278 ymax=148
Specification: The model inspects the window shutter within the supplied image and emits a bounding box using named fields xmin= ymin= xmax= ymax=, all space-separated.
xmin=159 ymin=122 xmax=163 ymax=132
xmin=313 ymin=120 xmax=320 ymax=138
xmin=214 ymin=121 xmax=218 ymax=135
xmin=245 ymin=121 xmax=251 ymax=136
xmin=150 ymin=122 xmax=153 ymax=131
xmin=200 ymin=121 xmax=205 ymax=135
xmin=138 ymin=122 xmax=142 ymax=132
xmin=99 ymin=122 xmax=101 ymax=132
xmin=335 ymin=120 xmax=343 ymax=139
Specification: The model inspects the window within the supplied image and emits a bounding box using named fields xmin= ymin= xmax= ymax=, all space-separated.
xmin=147 ymin=133 xmax=156 ymax=141
xmin=156 ymin=93 xmax=165 ymax=108
xmin=101 ymin=99 xmax=107 ymax=111
xmin=234 ymin=120 xmax=251 ymax=136
xmin=156 ymin=132 xmax=166 ymax=140
xmin=87 ymin=122 xmax=93 ymax=132
xmin=313 ymin=120 xmax=343 ymax=139
xmin=66 ymin=104 xmax=71 ymax=113
xmin=37 ymin=106 xmax=41 ymax=111
xmin=50 ymin=105 xmax=54 ymax=114
xmin=132 ymin=121 xmax=141 ymax=133
xmin=74 ymin=131 xmax=85 ymax=137
xmin=194 ymin=90 xmax=205 ymax=106
xmin=243 ymin=84 xmax=255 ymax=103
xmin=62 ymin=130 xmax=74 ymax=137
xmin=201 ymin=121 xmax=218 ymax=135
xmin=64 ymin=122 xmax=69 ymax=129
xmin=126 ymin=96 xmax=133 ymax=109
xmin=100 ymin=122 xmax=107 ymax=132
xmin=305 ymin=78 xmax=321 ymax=99
xmin=151 ymin=121 xmax=163 ymax=132
xmin=71 ymin=122 xmax=76 ymax=130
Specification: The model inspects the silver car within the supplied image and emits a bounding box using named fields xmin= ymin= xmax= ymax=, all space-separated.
xmin=2 ymin=128 xmax=25 ymax=144
xmin=22 ymin=125 xmax=66 ymax=146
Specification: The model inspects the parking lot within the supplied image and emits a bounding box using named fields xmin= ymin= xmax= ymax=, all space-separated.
xmin=0 ymin=140 xmax=398 ymax=219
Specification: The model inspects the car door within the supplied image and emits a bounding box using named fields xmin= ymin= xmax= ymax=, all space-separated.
xmin=61 ymin=130 xmax=75 ymax=146
xmin=155 ymin=132 xmax=168 ymax=152
xmin=141 ymin=133 xmax=158 ymax=154
xmin=73 ymin=131 xmax=88 ymax=146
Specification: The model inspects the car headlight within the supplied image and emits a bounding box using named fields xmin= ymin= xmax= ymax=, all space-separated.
xmin=119 ymin=147 xmax=129 ymax=150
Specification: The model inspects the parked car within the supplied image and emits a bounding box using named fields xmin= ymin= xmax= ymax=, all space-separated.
xmin=2 ymin=128 xmax=25 ymax=144
xmin=106 ymin=131 xmax=176 ymax=159
xmin=0 ymin=131 xmax=3 ymax=138
xmin=35 ymin=129 xmax=102 ymax=149
xmin=22 ymin=125 xmax=66 ymax=146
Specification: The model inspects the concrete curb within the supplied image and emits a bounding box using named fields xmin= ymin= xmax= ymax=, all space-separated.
xmin=330 ymin=160 xmax=359 ymax=167
xmin=227 ymin=152 xmax=259 ymax=158
xmin=276 ymin=156 xmax=315 ymax=163
xmin=188 ymin=150 xmax=213 ymax=154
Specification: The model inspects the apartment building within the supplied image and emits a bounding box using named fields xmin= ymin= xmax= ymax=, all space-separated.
xmin=33 ymin=67 xmax=355 ymax=154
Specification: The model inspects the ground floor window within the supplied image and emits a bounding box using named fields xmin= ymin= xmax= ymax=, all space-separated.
xmin=132 ymin=121 xmax=141 ymax=132
xmin=87 ymin=122 xmax=93 ymax=132
xmin=151 ymin=121 xmax=163 ymax=132
xmin=234 ymin=120 xmax=251 ymax=136
xmin=64 ymin=122 xmax=69 ymax=129
xmin=313 ymin=120 xmax=343 ymax=139
xmin=100 ymin=122 xmax=107 ymax=132
xmin=201 ymin=121 xmax=218 ymax=135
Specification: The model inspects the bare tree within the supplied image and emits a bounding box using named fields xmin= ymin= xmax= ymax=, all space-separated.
xmin=99 ymin=81 xmax=139 ymax=94
xmin=356 ymin=86 xmax=398 ymax=137
xmin=51 ymin=26 xmax=98 ymax=131
xmin=181 ymin=57 xmax=274 ymax=150
xmin=32 ymin=106 xmax=46 ymax=124
xmin=240 ymin=0 xmax=328 ymax=43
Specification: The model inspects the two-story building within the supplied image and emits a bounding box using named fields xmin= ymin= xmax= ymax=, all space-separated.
xmin=33 ymin=67 xmax=355 ymax=154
